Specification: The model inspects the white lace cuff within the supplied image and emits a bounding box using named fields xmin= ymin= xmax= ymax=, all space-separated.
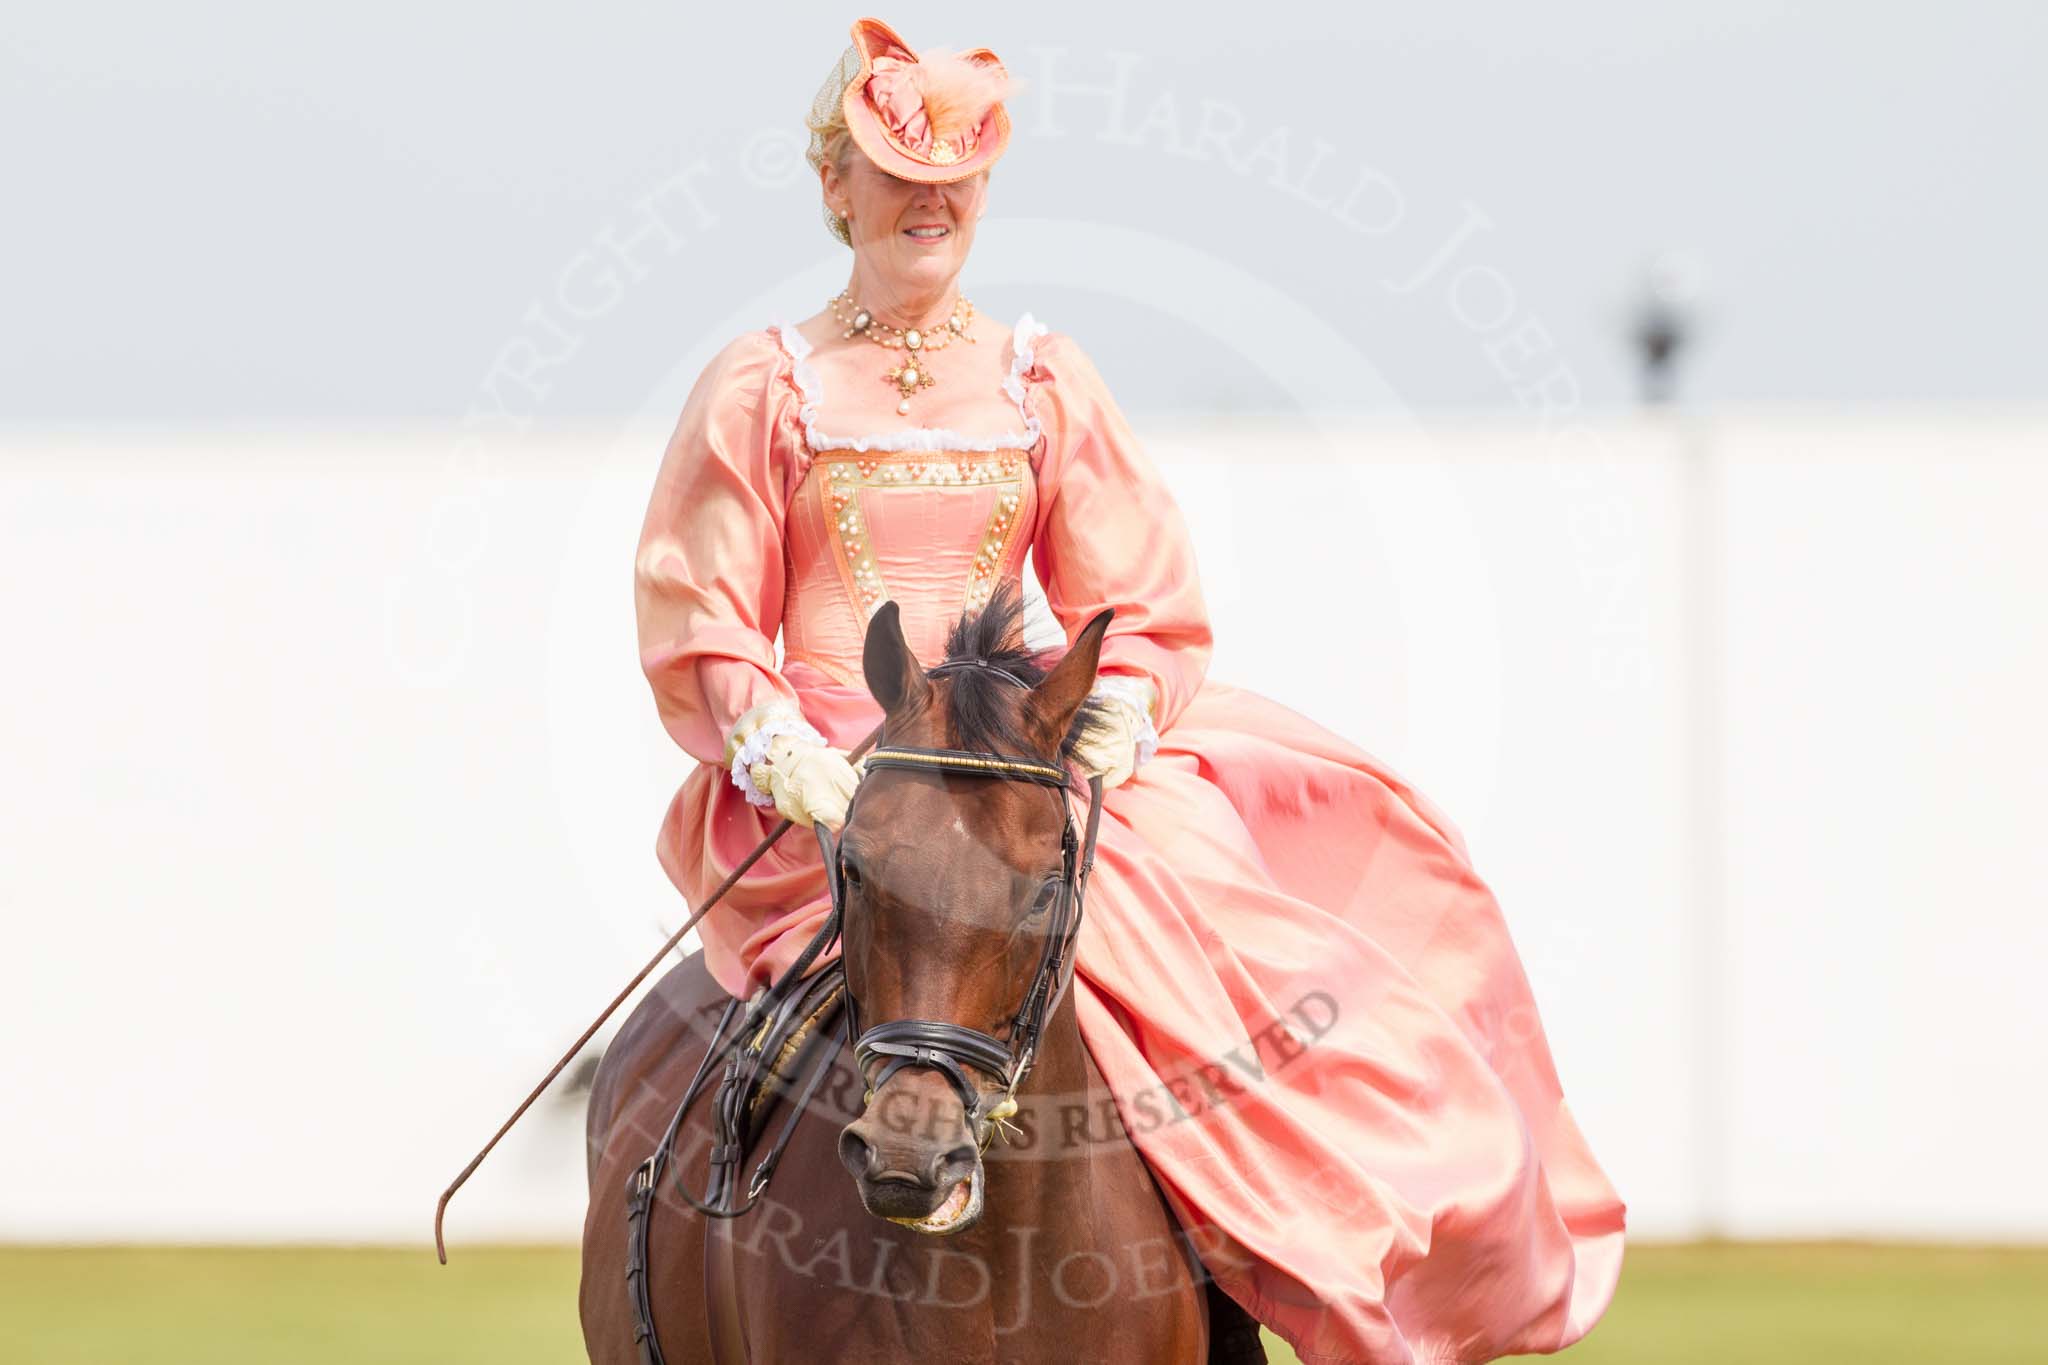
xmin=1090 ymin=674 xmax=1159 ymax=769
xmin=724 ymin=700 xmax=826 ymax=809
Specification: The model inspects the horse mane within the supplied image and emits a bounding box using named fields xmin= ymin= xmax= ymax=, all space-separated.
xmin=934 ymin=578 xmax=1113 ymax=762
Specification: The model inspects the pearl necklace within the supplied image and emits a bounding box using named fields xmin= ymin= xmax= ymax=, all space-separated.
xmin=829 ymin=291 xmax=977 ymax=415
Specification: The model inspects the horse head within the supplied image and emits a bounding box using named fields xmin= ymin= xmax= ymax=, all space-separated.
xmin=833 ymin=581 xmax=1114 ymax=1235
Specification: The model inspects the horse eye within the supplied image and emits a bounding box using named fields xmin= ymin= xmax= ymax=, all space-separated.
xmin=1028 ymin=880 xmax=1060 ymax=918
xmin=841 ymin=862 xmax=863 ymax=892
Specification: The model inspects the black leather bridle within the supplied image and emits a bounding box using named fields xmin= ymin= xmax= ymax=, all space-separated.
xmin=839 ymin=685 xmax=1105 ymax=1148
xmin=621 ymin=660 xmax=1108 ymax=1365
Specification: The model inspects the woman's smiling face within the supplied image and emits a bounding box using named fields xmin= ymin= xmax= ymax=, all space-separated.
xmin=822 ymin=149 xmax=987 ymax=302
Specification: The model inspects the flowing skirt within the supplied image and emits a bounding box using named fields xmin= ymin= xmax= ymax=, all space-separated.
xmin=657 ymin=662 xmax=1626 ymax=1365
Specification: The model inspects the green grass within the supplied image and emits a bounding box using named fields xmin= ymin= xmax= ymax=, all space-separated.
xmin=1484 ymin=1243 xmax=2048 ymax=1365
xmin=0 ymin=1243 xmax=2042 ymax=1363
xmin=0 ymin=1247 xmax=583 ymax=1365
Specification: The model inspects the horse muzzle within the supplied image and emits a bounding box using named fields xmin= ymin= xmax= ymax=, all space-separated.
xmin=837 ymin=1076 xmax=987 ymax=1234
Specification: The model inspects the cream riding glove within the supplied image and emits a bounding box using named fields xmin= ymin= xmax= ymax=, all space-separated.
xmin=749 ymin=732 xmax=859 ymax=829
xmin=1071 ymin=675 xmax=1160 ymax=790
xmin=725 ymin=701 xmax=861 ymax=829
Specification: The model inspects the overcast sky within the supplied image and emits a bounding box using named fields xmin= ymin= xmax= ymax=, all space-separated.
xmin=5 ymin=0 xmax=2043 ymax=421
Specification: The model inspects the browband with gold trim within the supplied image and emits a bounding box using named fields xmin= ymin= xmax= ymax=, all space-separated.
xmin=859 ymin=744 xmax=1070 ymax=789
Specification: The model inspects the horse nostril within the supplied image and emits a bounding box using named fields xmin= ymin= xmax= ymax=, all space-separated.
xmin=837 ymin=1126 xmax=880 ymax=1181
xmin=927 ymin=1141 xmax=979 ymax=1189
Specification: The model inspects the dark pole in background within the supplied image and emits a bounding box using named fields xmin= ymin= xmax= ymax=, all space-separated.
xmin=1633 ymin=252 xmax=1726 ymax=1238
xmin=1633 ymin=253 xmax=1699 ymax=406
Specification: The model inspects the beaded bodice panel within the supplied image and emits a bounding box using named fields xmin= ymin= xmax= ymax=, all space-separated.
xmin=771 ymin=318 xmax=1047 ymax=688
xmin=779 ymin=448 xmax=1038 ymax=686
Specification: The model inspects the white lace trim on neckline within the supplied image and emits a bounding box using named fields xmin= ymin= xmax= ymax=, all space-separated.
xmin=769 ymin=313 xmax=1050 ymax=455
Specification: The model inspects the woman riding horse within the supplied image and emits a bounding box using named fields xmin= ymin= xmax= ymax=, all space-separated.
xmin=621 ymin=16 xmax=1625 ymax=1363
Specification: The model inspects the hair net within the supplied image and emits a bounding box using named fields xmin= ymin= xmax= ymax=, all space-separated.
xmin=804 ymin=44 xmax=863 ymax=248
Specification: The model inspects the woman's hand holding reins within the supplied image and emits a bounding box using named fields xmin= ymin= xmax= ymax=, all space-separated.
xmin=1071 ymin=676 xmax=1160 ymax=791
xmin=748 ymin=732 xmax=861 ymax=829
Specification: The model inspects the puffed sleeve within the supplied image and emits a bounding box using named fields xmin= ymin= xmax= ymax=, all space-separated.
xmin=633 ymin=330 xmax=814 ymax=775
xmin=1025 ymin=330 xmax=1214 ymax=734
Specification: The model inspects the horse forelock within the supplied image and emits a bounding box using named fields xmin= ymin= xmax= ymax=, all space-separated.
xmin=931 ymin=579 xmax=1113 ymax=763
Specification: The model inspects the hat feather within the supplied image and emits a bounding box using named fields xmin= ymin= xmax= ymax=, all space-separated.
xmin=910 ymin=47 xmax=1010 ymax=138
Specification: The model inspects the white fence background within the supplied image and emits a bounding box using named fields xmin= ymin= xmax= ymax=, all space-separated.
xmin=3 ymin=408 xmax=2043 ymax=1244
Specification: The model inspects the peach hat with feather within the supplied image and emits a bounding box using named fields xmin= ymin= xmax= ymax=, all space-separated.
xmin=838 ymin=17 xmax=1012 ymax=184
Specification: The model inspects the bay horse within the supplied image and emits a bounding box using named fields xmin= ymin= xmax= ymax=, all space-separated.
xmin=580 ymin=586 xmax=1263 ymax=1362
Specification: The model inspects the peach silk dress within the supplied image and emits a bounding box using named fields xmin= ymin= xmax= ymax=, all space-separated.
xmin=633 ymin=315 xmax=1625 ymax=1365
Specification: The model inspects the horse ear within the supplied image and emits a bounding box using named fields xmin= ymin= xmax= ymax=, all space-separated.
xmin=863 ymin=600 xmax=932 ymax=717
xmin=1023 ymin=608 xmax=1113 ymax=754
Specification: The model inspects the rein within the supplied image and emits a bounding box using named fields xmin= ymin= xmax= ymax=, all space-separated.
xmin=643 ymin=671 xmax=1107 ymax=1224
xmin=429 ymin=721 xmax=884 ymax=1264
